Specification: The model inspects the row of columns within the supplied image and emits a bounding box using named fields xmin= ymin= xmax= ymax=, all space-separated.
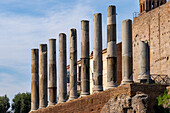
xmin=30 ymin=5 xmax=151 ymax=111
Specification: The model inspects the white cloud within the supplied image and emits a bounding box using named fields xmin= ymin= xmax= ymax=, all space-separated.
xmin=0 ymin=0 xmax=140 ymax=104
xmin=0 ymin=0 xmax=94 ymax=102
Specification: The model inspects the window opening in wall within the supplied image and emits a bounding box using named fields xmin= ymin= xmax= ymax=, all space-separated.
xmin=157 ymin=1 xmax=160 ymax=7
xmin=149 ymin=0 xmax=151 ymax=10
xmin=78 ymin=66 xmax=81 ymax=82
xmin=160 ymin=1 xmax=163 ymax=5
xmin=143 ymin=3 xmax=145 ymax=11
xmin=141 ymin=4 xmax=143 ymax=12
xmin=152 ymin=1 xmax=155 ymax=9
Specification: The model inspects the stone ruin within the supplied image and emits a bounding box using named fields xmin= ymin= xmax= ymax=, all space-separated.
xmin=30 ymin=0 xmax=169 ymax=112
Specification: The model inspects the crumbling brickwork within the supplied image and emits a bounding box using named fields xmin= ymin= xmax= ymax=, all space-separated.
xmin=132 ymin=1 xmax=170 ymax=81
xmin=30 ymin=84 xmax=167 ymax=113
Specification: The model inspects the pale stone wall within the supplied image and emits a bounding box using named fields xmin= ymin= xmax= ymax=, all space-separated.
xmin=67 ymin=42 xmax=122 ymax=94
xmin=132 ymin=1 xmax=170 ymax=81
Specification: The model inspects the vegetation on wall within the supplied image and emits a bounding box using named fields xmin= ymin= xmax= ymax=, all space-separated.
xmin=155 ymin=90 xmax=170 ymax=113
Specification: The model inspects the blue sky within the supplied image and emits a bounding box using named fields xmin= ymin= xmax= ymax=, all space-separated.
xmin=0 ymin=0 xmax=139 ymax=102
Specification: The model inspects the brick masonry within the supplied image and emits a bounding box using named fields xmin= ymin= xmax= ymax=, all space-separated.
xmin=132 ymin=1 xmax=170 ymax=81
xmin=30 ymin=84 xmax=167 ymax=113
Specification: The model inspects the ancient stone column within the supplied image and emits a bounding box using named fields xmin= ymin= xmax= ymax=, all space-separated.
xmin=93 ymin=13 xmax=103 ymax=93
xmin=48 ymin=39 xmax=57 ymax=106
xmin=39 ymin=44 xmax=47 ymax=109
xmin=80 ymin=20 xmax=90 ymax=96
xmin=31 ymin=49 xmax=39 ymax=111
xmin=106 ymin=5 xmax=117 ymax=89
xmin=58 ymin=33 xmax=67 ymax=103
xmin=137 ymin=41 xmax=150 ymax=83
xmin=69 ymin=29 xmax=78 ymax=100
xmin=121 ymin=19 xmax=134 ymax=85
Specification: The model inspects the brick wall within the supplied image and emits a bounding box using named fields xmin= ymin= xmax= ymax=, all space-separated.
xmin=30 ymin=84 xmax=167 ymax=113
xmin=132 ymin=1 xmax=170 ymax=81
xmin=67 ymin=42 xmax=122 ymax=94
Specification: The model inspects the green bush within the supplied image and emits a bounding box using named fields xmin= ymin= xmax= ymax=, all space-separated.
xmin=155 ymin=90 xmax=170 ymax=113
xmin=0 ymin=95 xmax=10 ymax=113
xmin=157 ymin=90 xmax=170 ymax=106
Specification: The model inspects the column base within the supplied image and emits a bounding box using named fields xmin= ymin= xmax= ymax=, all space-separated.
xmin=58 ymin=99 xmax=67 ymax=104
xmin=93 ymin=85 xmax=103 ymax=93
xmin=29 ymin=109 xmax=36 ymax=113
xmin=120 ymin=79 xmax=134 ymax=86
xmin=137 ymin=74 xmax=154 ymax=84
xmin=80 ymin=91 xmax=90 ymax=97
xmin=105 ymin=82 xmax=117 ymax=90
xmin=68 ymin=96 xmax=78 ymax=101
xmin=48 ymin=101 xmax=56 ymax=106
xmin=38 ymin=106 xmax=46 ymax=109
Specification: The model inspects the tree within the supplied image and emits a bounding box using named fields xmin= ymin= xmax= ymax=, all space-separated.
xmin=12 ymin=92 xmax=31 ymax=113
xmin=0 ymin=95 xmax=10 ymax=113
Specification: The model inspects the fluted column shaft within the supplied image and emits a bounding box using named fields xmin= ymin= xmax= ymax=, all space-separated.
xmin=58 ymin=33 xmax=67 ymax=103
xmin=93 ymin=13 xmax=103 ymax=93
xmin=31 ymin=49 xmax=39 ymax=111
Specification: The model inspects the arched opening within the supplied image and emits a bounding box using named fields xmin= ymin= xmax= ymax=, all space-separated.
xmin=152 ymin=1 xmax=155 ymax=9
xmin=157 ymin=1 xmax=160 ymax=7
xmin=141 ymin=4 xmax=143 ymax=12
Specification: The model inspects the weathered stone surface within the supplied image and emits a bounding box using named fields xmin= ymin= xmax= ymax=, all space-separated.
xmin=80 ymin=20 xmax=90 ymax=96
xmin=121 ymin=19 xmax=133 ymax=85
xmin=48 ymin=39 xmax=57 ymax=106
xmin=106 ymin=5 xmax=117 ymax=89
xmin=133 ymin=1 xmax=170 ymax=81
xmin=31 ymin=49 xmax=39 ymax=111
xmin=30 ymin=84 xmax=167 ymax=113
xmin=101 ymin=93 xmax=148 ymax=113
xmin=58 ymin=33 xmax=67 ymax=103
xmin=93 ymin=13 xmax=103 ymax=93
xmin=69 ymin=29 xmax=77 ymax=101
xmin=39 ymin=44 xmax=47 ymax=109
xmin=137 ymin=41 xmax=152 ymax=83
